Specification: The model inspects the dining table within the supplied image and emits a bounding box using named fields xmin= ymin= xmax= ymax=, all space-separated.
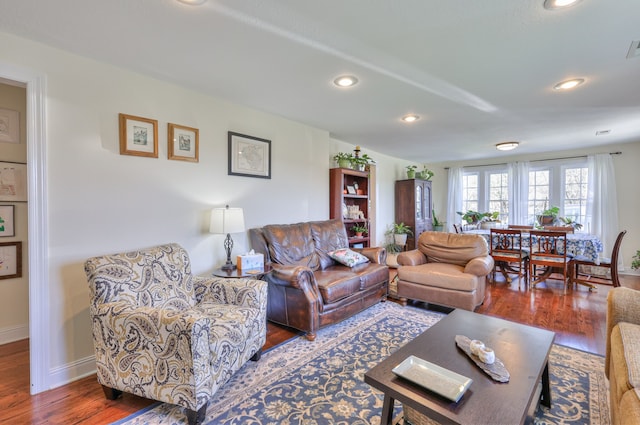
xmin=465 ymin=228 xmax=604 ymax=263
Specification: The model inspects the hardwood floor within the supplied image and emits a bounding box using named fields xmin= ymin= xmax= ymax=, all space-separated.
xmin=2 ymin=274 xmax=638 ymax=424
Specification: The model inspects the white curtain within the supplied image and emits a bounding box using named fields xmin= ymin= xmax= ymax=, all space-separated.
xmin=507 ymin=161 xmax=530 ymax=225
xmin=587 ymin=153 xmax=619 ymax=259
xmin=446 ymin=167 xmax=464 ymax=232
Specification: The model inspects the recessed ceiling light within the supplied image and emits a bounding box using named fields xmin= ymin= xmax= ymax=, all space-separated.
xmin=544 ymin=0 xmax=581 ymax=10
xmin=496 ymin=142 xmax=519 ymax=151
xmin=333 ymin=75 xmax=358 ymax=88
xmin=177 ymin=0 xmax=207 ymax=4
xmin=553 ymin=78 xmax=585 ymax=90
xmin=402 ymin=114 xmax=420 ymax=123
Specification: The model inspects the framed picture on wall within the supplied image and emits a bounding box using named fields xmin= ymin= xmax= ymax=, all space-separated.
xmin=228 ymin=132 xmax=271 ymax=179
xmin=0 ymin=205 xmax=15 ymax=237
xmin=168 ymin=123 xmax=199 ymax=162
xmin=0 ymin=162 xmax=27 ymax=202
xmin=0 ymin=241 xmax=21 ymax=279
xmin=119 ymin=113 xmax=158 ymax=158
xmin=0 ymin=108 xmax=20 ymax=144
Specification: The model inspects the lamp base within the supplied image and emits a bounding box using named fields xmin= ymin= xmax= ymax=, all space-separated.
xmin=221 ymin=261 xmax=236 ymax=271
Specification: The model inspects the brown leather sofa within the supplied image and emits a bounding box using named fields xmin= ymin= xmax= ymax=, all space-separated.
xmin=396 ymin=231 xmax=493 ymax=311
xmin=249 ymin=219 xmax=388 ymax=340
xmin=606 ymin=287 xmax=640 ymax=425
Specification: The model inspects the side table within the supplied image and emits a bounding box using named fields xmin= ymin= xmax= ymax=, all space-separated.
xmin=212 ymin=263 xmax=272 ymax=279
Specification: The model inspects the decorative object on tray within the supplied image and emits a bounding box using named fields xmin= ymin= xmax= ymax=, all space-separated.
xmin=392 ymin=355 xmax=472 ymax=402
xmin=455 ymin=334 xmax=510 ymax=382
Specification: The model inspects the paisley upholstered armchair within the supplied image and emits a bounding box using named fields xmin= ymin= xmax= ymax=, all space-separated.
xmin=84 ymin=243 xmax=267 ymax=425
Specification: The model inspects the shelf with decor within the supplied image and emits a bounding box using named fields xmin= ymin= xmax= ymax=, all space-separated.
xmin=330 ymin=167 xmax=371 ymax=248
xmin=395 ymin=178 xmax=432 ymax=250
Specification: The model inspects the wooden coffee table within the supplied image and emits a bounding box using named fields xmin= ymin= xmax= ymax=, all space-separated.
xmin=365 ymin=309 xmax=555 ymax=425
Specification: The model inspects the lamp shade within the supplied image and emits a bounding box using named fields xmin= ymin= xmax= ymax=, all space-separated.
xmin=209 ymin=206 xmax=245 ymax=234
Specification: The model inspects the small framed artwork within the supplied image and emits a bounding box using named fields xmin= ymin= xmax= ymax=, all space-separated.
xmin=228 ymin=132 xmax=271 ymax=179
xmin=0 ymin=108 xmax=19 ymax=144
xmin=119 ymin=113 xmax=158 ymax=158
xmin=168 ymin=123 xmax=199 ymax=162
xmin=346 ymin=185 xmax=356 ymax=194
xmin=0 ymin=205 xmax=15 ymax=237
xmin=0 ymin=162 xmax=27 ymax=202
xmin=0 ymin=241 xmax=21 ymax=280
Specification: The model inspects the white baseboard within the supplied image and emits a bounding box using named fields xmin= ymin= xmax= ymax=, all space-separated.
xmin=49 ymin=355 xmax=96 ymax=390
xmin=0 ymin=324 xmax=29 ymax=345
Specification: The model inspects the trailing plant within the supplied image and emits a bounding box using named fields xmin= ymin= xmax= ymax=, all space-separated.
xmin=559 ymin=216 xmax=583 ymax=230
xmin=351 ymin=153 xmax=374 ymax=166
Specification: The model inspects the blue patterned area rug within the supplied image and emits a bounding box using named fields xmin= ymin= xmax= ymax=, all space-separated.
xmin=113 ymin=302 xmax=609 ymax=425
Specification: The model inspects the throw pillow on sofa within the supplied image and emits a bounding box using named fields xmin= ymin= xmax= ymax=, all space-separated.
xmin=328 ymin=248 xmax=369 ymax=267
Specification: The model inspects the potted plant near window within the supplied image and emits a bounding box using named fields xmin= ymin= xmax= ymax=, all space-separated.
xmin=457 ymin=210 xmax=490 ymax=225
xmin=351 ymin=224 xmax=368 ymax=238
xmin=537 ymin=206 xmax=560 ymax=226
xmin=333 ymin=152 xmax=354 ymax=169
xmin=559 ymin=216 xmax=583 ymax=231
xmin=432 ymin=210 xmax=444 ymax=231
xmin=479 ymin=211 xmax=501 ymax=229
xmin=390 ymin=222 xmax=413 ymax=246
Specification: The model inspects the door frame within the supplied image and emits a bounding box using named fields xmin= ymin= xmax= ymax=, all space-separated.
xmin=0 ymin=63 xmax=49 ymax=394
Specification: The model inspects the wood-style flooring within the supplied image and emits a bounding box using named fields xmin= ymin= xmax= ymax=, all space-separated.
xmin=2 ymin=274 xmax=638 ymax=424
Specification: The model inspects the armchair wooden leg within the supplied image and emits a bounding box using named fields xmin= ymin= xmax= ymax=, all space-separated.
xmin=250 ymin=348 xmax=262 ymax=362
xmin=185 ymin=404 xmax=207 ymax=425
xmin=101 ymin=385 xmax=122 ymax=400
xmin=305 ymin=332 xmax=317 ymax=341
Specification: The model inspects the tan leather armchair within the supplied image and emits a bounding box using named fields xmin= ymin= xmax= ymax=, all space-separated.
xmin=396 ymin=232 xmax=494 ymax=311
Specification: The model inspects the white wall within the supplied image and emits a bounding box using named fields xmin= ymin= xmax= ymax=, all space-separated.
xmin=0 ymin=31 xmax=413 ymax=388
xmin=0 ymin=82 xmax=29 ymax=344
xmin=427 ymin=141 xmax=640 ymax=271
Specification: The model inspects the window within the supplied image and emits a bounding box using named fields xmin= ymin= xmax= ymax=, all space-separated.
xmin=564 ymin=166 xmax=588 ymax=226
xmin=488 ymin=172 xmax=509 ymax=222
xmin=460 ymin=159 xmax=588 ymax=229
xmin=462 ymin=173 xmax=478 ymax=213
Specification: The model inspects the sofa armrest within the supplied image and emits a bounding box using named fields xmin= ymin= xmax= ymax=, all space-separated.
xmin=90 ymin=302 xmax=212 ymax=409
xmin=353 ymin=246 xmax=387 ymax=264
xmin=193 ymin=275 xmax=267 ymax=310
xmin=606 ymin=287 xmax=640 ymax=377
xmin=397 ymin=249 xmax=427 ymax=266
xmin=464 ymin=255 xmax=495 ymax=276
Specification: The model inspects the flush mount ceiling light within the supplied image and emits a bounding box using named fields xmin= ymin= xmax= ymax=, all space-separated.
xmin=401 ymin=114 xmax=420 ymax=123
xmin=553 ymin=78 xmax=585 ymax=90
xmin=496 ymin=141 xmax=519 ymax=151
xmin=333 ymin=75 xmax=358 ymax=88
xmin=544 ymin=0 xmax=581 ymax=9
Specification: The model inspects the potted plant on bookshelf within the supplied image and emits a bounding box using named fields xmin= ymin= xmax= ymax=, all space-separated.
xmin=391 ymin=222 xmax=413 ymax=246
xmin=351 ymin=224 xmax=368 ymax=238
xmin=333 ymin=152 xmax=354 ymax=169
xmin=351 ymin=153 xmax=374 ymax=171
xmin=406 ymin=165 xmax=417 ymax=179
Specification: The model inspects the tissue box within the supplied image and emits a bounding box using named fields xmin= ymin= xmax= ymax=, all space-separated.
xmin=237 ymin=253 xmax=264 ymax=271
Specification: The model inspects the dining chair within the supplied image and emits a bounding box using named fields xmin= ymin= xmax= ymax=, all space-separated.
xmin=569 ymin=230 xmax=627 ymax=291
xmin=489 ymin=228 xmax=528 ymax=286
xmin=529 ymin=230 xmax=570 ymax=289
xmin=453 ymin=223 xmax=463 ymax=233
xmin=543 ymin=225 xmax=574 ymax=233
xmin=508 ymin=224 xmax=534 ymax=230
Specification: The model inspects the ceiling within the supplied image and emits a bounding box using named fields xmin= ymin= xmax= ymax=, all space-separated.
xmin=1 ymin=0 xmax=639 ymax=163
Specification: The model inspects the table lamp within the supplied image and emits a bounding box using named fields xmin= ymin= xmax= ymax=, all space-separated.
xmin=209 ymin=205 xmax=245 ymax=270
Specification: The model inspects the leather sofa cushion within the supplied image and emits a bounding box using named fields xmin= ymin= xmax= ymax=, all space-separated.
xmin=418 ymin=232 xmax=488 ymax=267
xmin=398 ymin=263 xmax=478 ymax=292
xmin=262 ymin=222 xmax=320 ymax=270
xmin=315 ymin=263 xmax=387 ymax=304
xmin=619 ymin=389 xmax=640 ymax=425
xmin=610 ymin=322 xmax=639 ymax=404
xmin=310 ymin=219 xmax=350 ymax=269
